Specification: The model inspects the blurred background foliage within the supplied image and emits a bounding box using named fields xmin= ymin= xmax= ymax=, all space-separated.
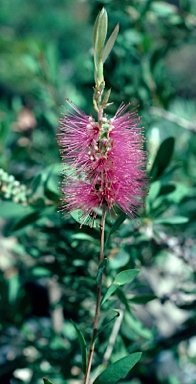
xmin=0 ymin=0 xmax=196 ymax=383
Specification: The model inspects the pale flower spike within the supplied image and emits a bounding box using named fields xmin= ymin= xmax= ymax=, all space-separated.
xmin=58 ymin=100 xmax=147 ymax=226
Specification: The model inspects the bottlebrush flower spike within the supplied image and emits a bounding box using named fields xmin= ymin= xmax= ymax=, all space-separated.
xmin=58 ymin=101 xmax=147 ymax=225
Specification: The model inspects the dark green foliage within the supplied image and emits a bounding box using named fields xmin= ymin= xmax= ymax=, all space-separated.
xmin=0 ymin=1 xmax=196 ymax=384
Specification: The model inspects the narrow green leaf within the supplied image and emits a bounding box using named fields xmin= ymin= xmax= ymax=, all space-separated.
xmin=110 ymin=250 xmax=130 ymax=269
xmin=94 ymin=8 xmax=108 ymax=68
xmin=114 ymin=269 xmax=140 ymax=285
xmin=96 ymin=258 xmax=108 ymax=285
xmin=117 ymin=289 xmax=131 ymax=313
xmin=150 ymin=137 xmax=175 ymax=180
xmin=102 ymin=88 xmax=111 ymax=106
xmin=148 ymin=181 xmax=161 ymax=202
xmin=31 ymin=173 xmax=43 ymax=193
xmin=129 ymin=294 xmax=157 ymax=304
xmin=32 ymin=267 xmax=51 ymax=277
xmin=45 ymin=43 xmax=58 ymax=84
xmin=43 ymin=378 xmax=54 ymax=384
xmin=72 ymin=233 xmax=95 ymax=242
xmin=93 ymin=10 xmax=100 ymax=47
xmin=146 ymin=181 xmax=161 ymax=213
xmin=101 ymin=24 xmax=119 ymax=64
xmin=105 ymin=212 xmax=127 ymax=248
xmin=152 ymin=2 xmax=176 ymax=17
xmin=101 ymin=269 xmax=139 ymax=305
xmin=154 ymin=216 xmax=189 ymax=225
xmin=0 ymin=201 xmax=29 ymax=218
xmin=70 ymin=209 xmax=97 ymax=227
xmin=93 ymin=8 xmax=107 ymax=49
xmin=44 ymin=167 xmax=60 ymax=201
xmin=123 ymin=312 xmax=152 ymax=340
xmin=93 ymin=352 xmax=142 ymax=384
xmin=71 ymin=320 xmax=87 ymax=374
xmin=101 ymin=283 xmax=119 ymax=305
xmin=96 ymin=310 xmax=120 ymax=339
xmin=10 ymin=209 xmax=40 ymax=232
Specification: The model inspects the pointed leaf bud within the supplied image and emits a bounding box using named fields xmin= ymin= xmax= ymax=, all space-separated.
xmin=43 ymin=378 xmax=54 ymax=384
xmin=93 ymin=8 xmax=108 ymax=70
xmin=102 ymin=88 xmax=112 ymax=107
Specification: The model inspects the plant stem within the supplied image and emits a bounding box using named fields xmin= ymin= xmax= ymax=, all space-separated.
xmin=98 ymin=107 xmax=103 ymax=123
xmin=84 ymin=204 xmax=107 ymax=384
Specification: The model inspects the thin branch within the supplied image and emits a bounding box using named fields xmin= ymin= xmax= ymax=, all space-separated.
xmin=150 ymin=106 xmax=196 ymax=133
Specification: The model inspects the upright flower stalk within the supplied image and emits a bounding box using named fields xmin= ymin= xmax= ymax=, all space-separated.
xmin=57 ymin=8 xmax=148 ymax=384
xmin=84 ymin=204 xmax=106 ymax=384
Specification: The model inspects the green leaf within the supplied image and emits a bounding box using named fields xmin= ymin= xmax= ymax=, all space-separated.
xmin=32 ymin=267 xmax=51 ymax=277
xmin=31 ymin=173 xmax=43 ymax=193
xmin=117 ymin=288 xmax=131 ymax=313
xmin=72 ymin=233 xmax=96 ymax=242
xmin=71 ymin=320 xmax=87 ymax=374
xmin=70 ymin=210 xmax=97 ymax=228
xmin=146 ymin=181 xmax=161 ymax=213
xmin=96 ymin=258 xmax=108 ymax=285
xmin=150 ymin=137 xmax=175 ymax=180
xmin=0 ymin=201 xmax=29 ymax=218
xmin=129 ymin=294 xmax=157 ymax=304
xmin=8 ymin=273 xmax=20 ymax=304
xmin=110 ymin=250 xmax=130 ymax=270
xmin=105 ymin=212 xmax=127 ymax=248
xmin=45 ymin=43 xmax=58 ymax=85
xmin=31 ymin=163 xmax=61 ymax=197
xmin=101 ymin=283 xmax=119 ymax=305
xmin=101 ymin=270 xmax=139 ymax=305
xmin=114 ymin=269 xmax=140 ymax=285
xmin=154 ymin=216 xmax=189 ymax=225
xmin=93 ymin=9 xmax=107 ymax=49
xmin=96 ymin=310 xmax=120 ymax=339
xmin=43 ymin=379 xmax=54 ymax=384
xmin=102 ymin=88 xmax=111 ymax=106
xmin=94 ymin=8 xmax=108 ymax=68
xmin=93 ymin=352 xmax=142 ymax=384
xmin=151 ymin=2 xmax=176 ymax=17
xmin=101 ymin=24 xmax=119 ymax=64
xmin=123 ymin=312 xmax=152 ymax=340
xmin=44 ymin=165 xmax=60 ymax=202
xmin=10 ymin=209 xmax=40 ymax=232
xmin=148 ymin=181 xmax=161 ymax=201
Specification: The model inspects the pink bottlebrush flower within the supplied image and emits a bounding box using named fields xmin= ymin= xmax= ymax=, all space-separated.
xmin=58 ymin=101 xmax=147 ymax=225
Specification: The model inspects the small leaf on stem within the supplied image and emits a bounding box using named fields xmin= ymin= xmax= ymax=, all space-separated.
xmin=96 ymin=258 xmax=108 ymax=285
xmin=105 ymin=212 xmax=127 ymax=248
